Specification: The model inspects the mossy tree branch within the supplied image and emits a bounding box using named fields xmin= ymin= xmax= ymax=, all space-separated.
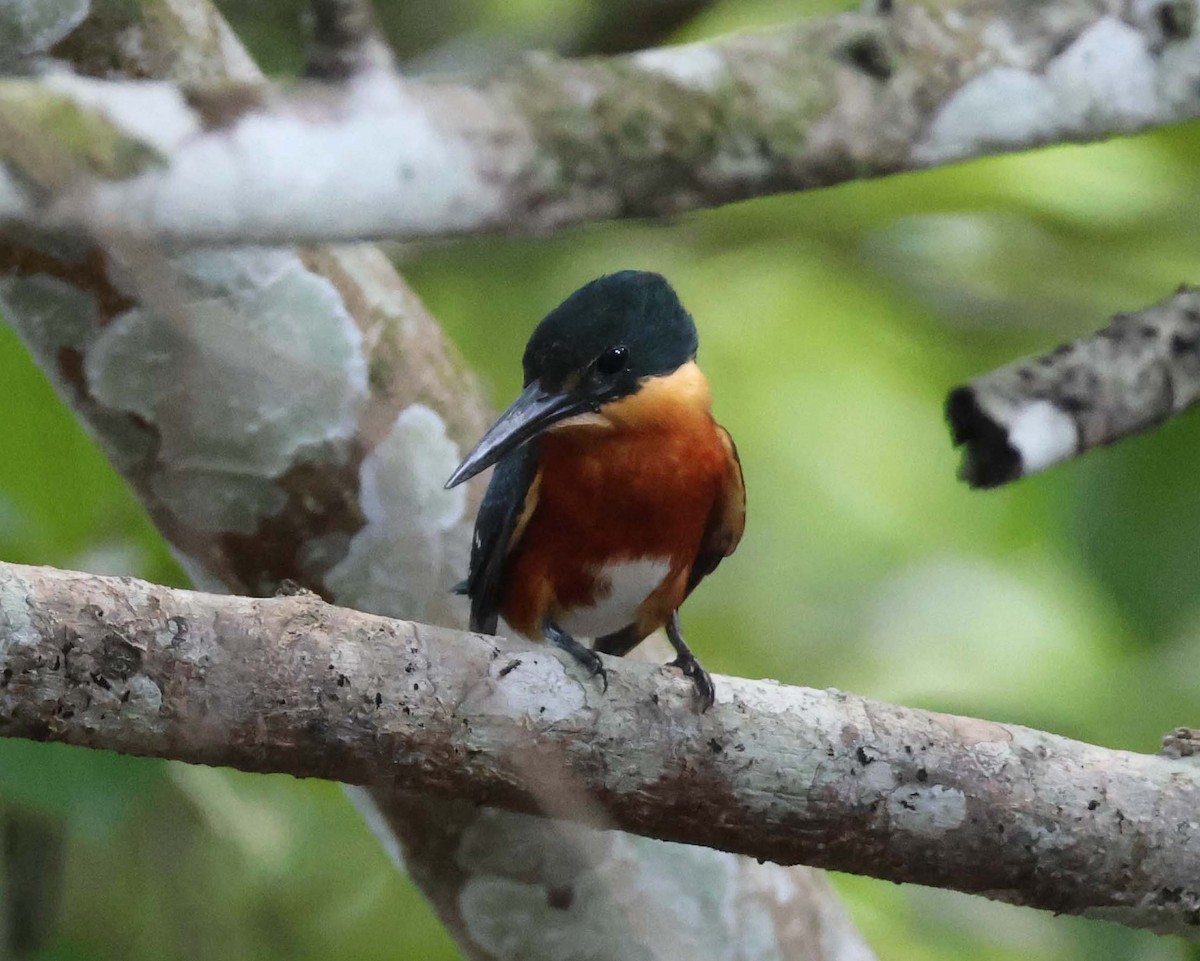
xmin=0 ymin=0 xmax=1198 ymax=242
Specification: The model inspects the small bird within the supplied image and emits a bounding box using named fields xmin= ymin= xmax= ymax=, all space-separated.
xmin=445 ymin=271 xmax=745 ymax=709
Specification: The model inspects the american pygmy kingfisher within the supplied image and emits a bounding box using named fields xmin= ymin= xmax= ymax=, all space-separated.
xmin=445 ymin=271 xmax=745 ymax=710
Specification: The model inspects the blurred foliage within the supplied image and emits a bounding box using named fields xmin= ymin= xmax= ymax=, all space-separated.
xmin=1 ymin=0 xmax=1200 ymax=959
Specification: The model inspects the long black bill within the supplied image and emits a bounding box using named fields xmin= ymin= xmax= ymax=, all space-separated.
xmin=445 ymin=382 xmax=592 ymax=489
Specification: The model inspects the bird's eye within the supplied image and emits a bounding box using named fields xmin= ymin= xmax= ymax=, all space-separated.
xmin=595 ymin=345 xmax=628 ymax=376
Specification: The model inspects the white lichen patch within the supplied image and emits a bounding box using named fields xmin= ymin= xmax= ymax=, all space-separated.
xmin=119 ymin=672 xmax=165 ymax=726
xmin=84 ymin=248 xmax=369 ymax=533
xmin=886 ymin=784 xmax=967 ymax=835
xmin=960 ymin=738 xmax=1015 ymax=779
xmin=44 ymin=70 xmax=199 ymax=153
xmin=1044 ymin=18 xmax=1159 ymax=129
xmin=79 ymin=72 xmax=505 ymax=242
xmin=859 ymin=758 xmax=899 ymax=794
xmin=917 ymin=17 xmax=1179 ymax=165
xmin=917 ymin=67 xmax=1059 ymax=164
xmin=325 ymin=404 xmax=467 ymax=620
xmin=956 ymin=382 xmax=1080 ymax=480
xmin=0 ymin=565 xmax=37 ymax=657
xmin=1006 ymin=400 xmax=1079 ymax=475
xmin=459 ymin=652 xmax=586 ymax=723
xmin=722 ymin=674 xmax=844 ymax=729
xmin=632 ymin=43 xmax=727 ymax=91
xmin=720 ymin=678 xmax=848 ymax=802
xmin=162 ymin=245 xmax=295 ymax=296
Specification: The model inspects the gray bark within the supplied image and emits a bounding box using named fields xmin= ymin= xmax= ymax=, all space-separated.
xmin=0 ymin=1 xmax=1198 ymax=242
xmin=948 ymin=285 xmax=1200 ymax=487
xmin=2 ymin=559 xmax=1199 ymax=941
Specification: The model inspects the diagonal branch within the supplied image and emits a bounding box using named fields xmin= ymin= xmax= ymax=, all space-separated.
xmin=948 ymin=285 xmax=1200 ymax=488
xmin=1 ymin=0 xmax=1199 ymax=242
xmin=4 ymin=558 xmax=1200 ymax=940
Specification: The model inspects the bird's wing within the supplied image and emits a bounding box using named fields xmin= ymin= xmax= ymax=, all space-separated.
xmin=686 ymin=425 xmax=746 ymax=596
xmin=458 ymin=441 xmax=541 ymax=634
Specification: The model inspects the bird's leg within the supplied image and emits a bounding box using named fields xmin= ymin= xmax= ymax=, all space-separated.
xmin=544 ymin=620 xmax=608 ymax=693
xmin=666 ymin=612 xmax=715 ymax=711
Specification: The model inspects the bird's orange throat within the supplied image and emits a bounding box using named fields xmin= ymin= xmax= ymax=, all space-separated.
xmin=595 ymin=360 xmax=713 ymax=430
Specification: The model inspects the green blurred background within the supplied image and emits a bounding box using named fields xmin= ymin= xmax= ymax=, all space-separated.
xmin=2 ymin=0 xmax=1200 ymax=958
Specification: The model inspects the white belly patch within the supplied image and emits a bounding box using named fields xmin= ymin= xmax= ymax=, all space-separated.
xmin=558 ymin=558 xmax=672 ymax=640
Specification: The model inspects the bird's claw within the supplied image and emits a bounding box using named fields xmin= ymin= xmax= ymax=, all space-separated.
xmin=544 ymin=621 xmax=609 ymax=694
xmin=580 ymin=649 xmax=609 ymax=693
xmin=670 ymin=654 xmax=715 ymax=712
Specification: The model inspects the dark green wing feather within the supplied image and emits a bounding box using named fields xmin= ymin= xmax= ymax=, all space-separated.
xmin=686 ymin=426 xmax=746 ymax=596
xmin=458 ymin=442 xmax=541 ymax=634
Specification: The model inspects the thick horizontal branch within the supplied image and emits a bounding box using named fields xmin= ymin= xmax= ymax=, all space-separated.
xmin=948 ymin=285 xmax=1200 ymax=487
xmin=0 ymin=0 xmax=1199 ymax=241
xmin=3 ymin=560 xmax=1200 ymax=938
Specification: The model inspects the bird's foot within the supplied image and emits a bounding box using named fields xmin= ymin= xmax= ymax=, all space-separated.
xmin=545 ymin=621 xmax=609 ymax=693
xmin=665 ymin=611 xmax=715 ymax=712
xmin=578 ymin=649 xmax=609 ymax=693
xmin=670 ymin=652 xmax=715 ymax=712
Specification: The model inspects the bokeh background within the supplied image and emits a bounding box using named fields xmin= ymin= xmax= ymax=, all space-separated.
xmin=2 ymin=0 xmax=1200 ymax=958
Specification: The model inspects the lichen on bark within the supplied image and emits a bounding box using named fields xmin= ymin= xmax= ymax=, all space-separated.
xmin=0 ymin=80 xmax=161 ymax=190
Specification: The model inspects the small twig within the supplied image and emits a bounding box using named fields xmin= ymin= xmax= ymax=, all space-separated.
xmin=305 ymin=0 xmax=394 ymax=79
xmin=948 ymin=286 xmax=1200 ymax=488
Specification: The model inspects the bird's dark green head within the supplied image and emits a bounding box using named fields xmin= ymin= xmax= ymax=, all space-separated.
xmin=522 ymin=270 xmax=698 ymax=395
xmin=445 ymin=271 xmax=699 ymax=489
